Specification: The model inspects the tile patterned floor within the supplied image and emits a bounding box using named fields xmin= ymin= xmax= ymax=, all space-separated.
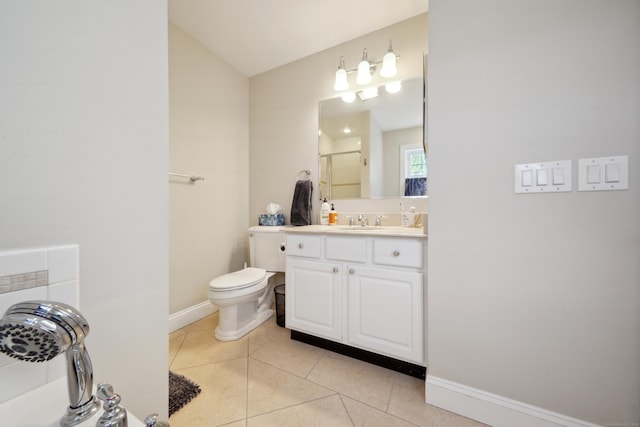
xmin=169 ymin=313 xmax=487 ymax=427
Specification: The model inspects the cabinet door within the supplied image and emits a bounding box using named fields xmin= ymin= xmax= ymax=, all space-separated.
xmin=286 ymin=258 xmax=342 ymax=341
xmin=347 ymin=266 xmax=423 ymax=364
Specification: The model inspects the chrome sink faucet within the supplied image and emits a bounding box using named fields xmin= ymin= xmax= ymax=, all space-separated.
xmin=358 ymin=214 xmax=369 ymax=227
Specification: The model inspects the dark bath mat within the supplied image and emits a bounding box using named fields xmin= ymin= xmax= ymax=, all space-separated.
xmin=169 ymin=371 xmax=202 ymax=417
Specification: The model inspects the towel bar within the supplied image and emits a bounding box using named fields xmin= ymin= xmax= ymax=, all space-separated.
xmin=297 ymin=169 xmax=311 ymax=180
xmin=168 ymin=173 xmax=205 ymax=182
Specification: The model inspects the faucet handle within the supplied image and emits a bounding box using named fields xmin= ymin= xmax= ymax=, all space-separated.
xmin=144 ymin=413 xmax=170 ymax=427
xmin=346 ymin=215 xmax=355 ymax=226
xmin=375 ymin=215 xmax=384 ymax=227
xmin=96 ymin=383 xmax=128 ymax=427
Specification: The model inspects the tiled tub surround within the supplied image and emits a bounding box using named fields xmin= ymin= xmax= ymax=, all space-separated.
xmin=0 ymin=270 xmax=49 ymax=294
xmin=0 ymin=245 xmax=80 ymax=404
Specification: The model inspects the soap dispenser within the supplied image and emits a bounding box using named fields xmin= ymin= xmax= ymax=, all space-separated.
xmin=329 ymin=204 xmax=337 ymax=225
xmin=320 ymin=198 xmax=330 ymax=225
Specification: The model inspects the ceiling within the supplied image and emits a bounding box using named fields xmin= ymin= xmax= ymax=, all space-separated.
xmin=168 ymin=0 xmax=428 ymax=77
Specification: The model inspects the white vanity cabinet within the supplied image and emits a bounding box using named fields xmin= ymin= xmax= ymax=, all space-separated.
xmin=285 ymin=229 xmax=426 ymax=366
xmin=347 ymin=264 xmax=423 ymax=363
xmin=286 ymin=256 xmax=343 ymax=341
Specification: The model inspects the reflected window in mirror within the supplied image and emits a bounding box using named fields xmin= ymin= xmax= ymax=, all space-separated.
xmin=402 ymin=145 xmax=427 ymax=197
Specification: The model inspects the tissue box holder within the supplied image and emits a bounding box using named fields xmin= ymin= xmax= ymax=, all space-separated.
xmin=259 ymin=214 xmax=284 ymax=226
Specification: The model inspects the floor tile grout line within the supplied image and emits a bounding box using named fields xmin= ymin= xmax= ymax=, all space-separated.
xmin=303 ymin=347 xmax=327 ymax=380
xmin=170 ymin=353 xmax=250 ymax=372
xmin=245 ymin=393 xmax=341 ymax=422
xmin=244 ymin=354 xmax=250 ymax=423
xmin=340 ymin=392 xmax=423 ymax=427
xmin=337 ymin=394 xmax=357 ymax=427
xmin=168 ymin=332 xmax=189 ymax=369
xmin=385 ymin=376 xmax=396 ymax=413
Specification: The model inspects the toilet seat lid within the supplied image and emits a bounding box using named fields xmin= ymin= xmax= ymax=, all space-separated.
xmin=209 ymin=267 xmax=267 ymax=290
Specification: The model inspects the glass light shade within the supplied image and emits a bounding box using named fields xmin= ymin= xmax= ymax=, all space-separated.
xmin=385 ymin=81 xmax=402 ymax=93
xmin=356 ymin=60 xmax=372 ymax=85
xmin=380 ymin=51 xmax=397 ymax=78
xmin=334 ymin=68 xmax=348 ymax=91
xmin=341 ymin=91 xmax=356 ymax=103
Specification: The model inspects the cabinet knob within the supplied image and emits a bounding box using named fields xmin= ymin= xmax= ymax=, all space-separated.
xmin=349 ymin=268 xmax=355 ymax=275
xmin=333 ymin=267 xmax=339 ymax=273
xmin=393 ymin=250 xmax=400 ymax=257
xmin=298 ymin=243 xmax=304 ymax=249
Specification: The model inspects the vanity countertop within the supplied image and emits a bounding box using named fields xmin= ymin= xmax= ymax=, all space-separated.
xmin=285 ymin=224 xmax=426 ymax=238
xmin=0 ymin=378 xmax=146 ymax=427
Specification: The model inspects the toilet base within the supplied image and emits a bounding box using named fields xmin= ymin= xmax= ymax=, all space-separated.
xmin=215 ymin=308 xmax=274 ymax=341
xmin=212 ymin=282 xmax=275 ymax=341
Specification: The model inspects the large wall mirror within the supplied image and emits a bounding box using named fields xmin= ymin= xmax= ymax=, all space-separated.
xmin=318 ymin=75 xmax=426 ymax=200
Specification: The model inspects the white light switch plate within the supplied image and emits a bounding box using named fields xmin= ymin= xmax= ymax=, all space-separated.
xmin=515 ymin=160 xmax=572 ymax=194
xmin=578 ymin=155 xmax=629 ymax=191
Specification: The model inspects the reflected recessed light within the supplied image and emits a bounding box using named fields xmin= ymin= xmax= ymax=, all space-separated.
xmin=343 ymin=127 xmax=352 ymax=134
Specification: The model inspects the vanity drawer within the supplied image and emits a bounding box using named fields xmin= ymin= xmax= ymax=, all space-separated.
xmin=326 ymin=236 xmax=367 ymax=263
xmin=286 ymin=234 xmax=321 ymax=258
xmin=372 ymin=238 xmax=423 ymax=268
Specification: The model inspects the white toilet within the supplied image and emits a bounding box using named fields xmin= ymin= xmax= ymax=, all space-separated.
xmin=208 ymin=226 xmax=287 ymax=341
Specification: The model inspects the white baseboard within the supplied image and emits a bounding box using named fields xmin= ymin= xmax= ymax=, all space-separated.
xmin=169 ymin=301 xmax=217 ymax=333
xmin=426 ymin=375 xmax=601 ymax=427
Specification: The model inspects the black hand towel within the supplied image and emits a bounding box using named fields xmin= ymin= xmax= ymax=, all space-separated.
xmin=290 ymin=180 xmax=313 ymax=226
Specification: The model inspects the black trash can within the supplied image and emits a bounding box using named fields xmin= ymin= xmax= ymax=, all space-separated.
xmin=274 ymin=284 xmax=285 ymax=327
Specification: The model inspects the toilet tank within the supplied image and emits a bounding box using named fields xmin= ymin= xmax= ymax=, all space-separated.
xmin=248 ymin=226 xmax=288 ymax=272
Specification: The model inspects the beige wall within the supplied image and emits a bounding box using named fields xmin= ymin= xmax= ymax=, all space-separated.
xmin=428 ymin=0 xmax=640 ymax=424
xmin=249 ymin=14 xmax=429 ymax=223
xmin=169 ymin=23 xmax=250 ymax=314
xmin=0 ymin=1 xmax=169 ymax=419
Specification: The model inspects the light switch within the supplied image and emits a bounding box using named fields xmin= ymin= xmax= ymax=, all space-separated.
xmin=587 ymin=165 xmax=601 ymax=184
xmin=536 ymin=169 xmax=548 ymax=186
xmin=514 ymin=160 xmax=571 ymax=193
xmin=578 ymin=155 xmax=629 ymax=191
xmin=552 ymin=168 xmax=564 ymax=185
xmin=605 ymin=163 xmax=621 ymax=183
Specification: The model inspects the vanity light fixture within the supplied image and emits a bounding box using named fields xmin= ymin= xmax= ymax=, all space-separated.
xmin=334 ymin=56 xmax=349 ymax=91
xmin=356 ymin=49 xmax=372 ymax=85
xmin=380 ymin=40 xmax=398 ymax=78
xmin=332 ymin=40 xmax=400 ymax=102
